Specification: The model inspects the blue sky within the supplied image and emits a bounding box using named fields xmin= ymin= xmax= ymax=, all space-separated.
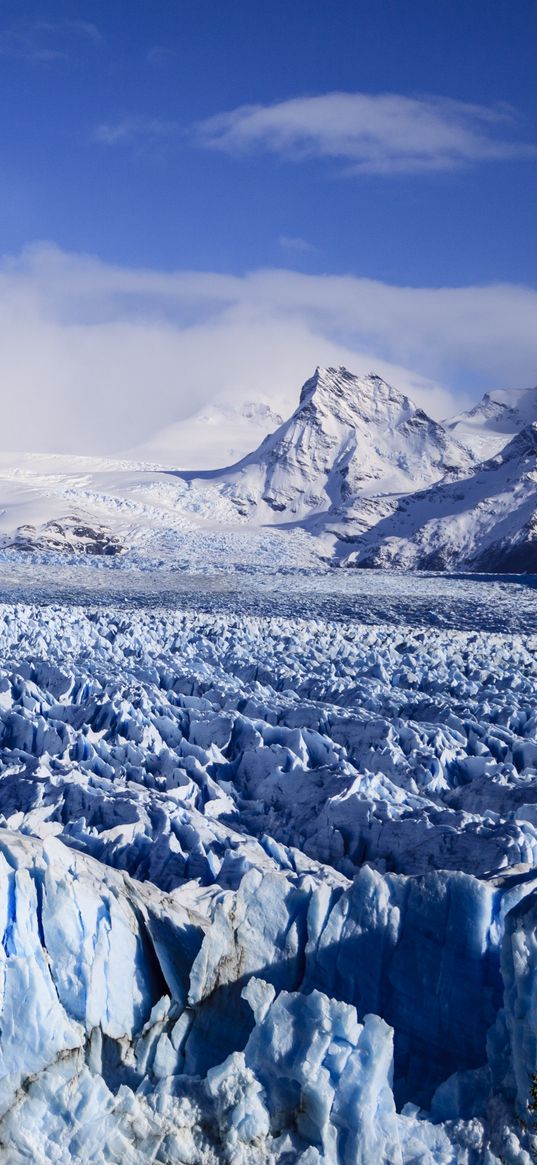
xmin=1 ymin=0 xmax=537 ymax=453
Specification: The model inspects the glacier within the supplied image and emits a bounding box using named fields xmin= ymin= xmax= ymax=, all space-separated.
xmin=0 ymin=574 xmax=535 ymax=1162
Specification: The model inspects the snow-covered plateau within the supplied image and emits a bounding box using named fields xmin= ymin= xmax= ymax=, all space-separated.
xmin=0 ymin=569 xmax=536 ymax=1162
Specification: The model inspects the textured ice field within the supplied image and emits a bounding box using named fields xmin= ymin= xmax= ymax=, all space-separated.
xmin=1 ymin=556 xmax=537 ymax=631
xmin=0 ymin=568 xmax=536 ymax=1163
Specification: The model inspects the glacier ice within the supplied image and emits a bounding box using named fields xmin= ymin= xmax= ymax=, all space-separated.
xmin=0 ymin=587 xmax=536 ymax=1161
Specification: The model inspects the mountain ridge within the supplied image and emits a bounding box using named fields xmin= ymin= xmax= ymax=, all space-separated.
xmin=176 ymin=366 xmax=477 ymax=528
xmin=170 ymin=364 xmax=537 ymax=571
xmin=446 ymin=384 xmax=537 ymax=461
xmin=0 ymin=364 xmax=536 ymax=571
xmin=341 ymin=420 xmax=537 ymax=571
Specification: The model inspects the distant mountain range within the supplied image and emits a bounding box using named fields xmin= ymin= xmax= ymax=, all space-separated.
xmin=1 ymin=366 xmax=537 ymax=571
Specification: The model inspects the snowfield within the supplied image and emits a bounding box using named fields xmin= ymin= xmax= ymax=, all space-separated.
xmin=0 ymin=570 xmax=536 ymax=1162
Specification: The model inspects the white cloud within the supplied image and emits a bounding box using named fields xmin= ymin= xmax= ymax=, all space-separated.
xmin=0 ymin=20 xmax=102 ymax=62
xmin=278 ymin=235 xmax=316 ymax=254
xmin=0 ymin=242 xmax=537 ymax=456
xmin=93 ymin=116 xmax=178 ymax=147
xmin=196 ymin=92 xmax=536 ymax=174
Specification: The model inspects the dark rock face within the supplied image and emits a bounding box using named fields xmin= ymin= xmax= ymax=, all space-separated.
xmin=6 ymin=516 xmax=124 ymax=556
xmin=472 ymin=539 xmax=537 ymax=574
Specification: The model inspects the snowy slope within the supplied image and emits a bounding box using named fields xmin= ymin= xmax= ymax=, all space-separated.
xmin=446 ymin=384 xmax=537 ymax=460
xmin=178 ymin=366 xmax=476 ymax=525
xmin=134 ymin=398 xmax=284 ymax=470
xmin=343 ymin=422 xmax=537 ymax=571
xmin=0 ymin=450 xmax=325 ymax=569
xmin=0 ymin=367 xmax=536 ymax=573
xmin=0 ymin=366 xmax=478 ymax=568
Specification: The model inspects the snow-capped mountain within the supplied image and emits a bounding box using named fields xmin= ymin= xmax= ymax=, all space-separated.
xmin=1 ymin=365 xmax=537 ymax=573
xmin=446 ymin=385 xmax=537 ymax=461
xmin=179 ymin=366 xmax=476 ymax=524
xmin=343 ymin=421 xmax=537 ymax=571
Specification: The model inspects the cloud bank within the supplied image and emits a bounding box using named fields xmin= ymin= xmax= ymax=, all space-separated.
xmin=0 ymin=243 xmax=536 ymax=456
xmin=196 ymin=92 xmax=536 ymax=174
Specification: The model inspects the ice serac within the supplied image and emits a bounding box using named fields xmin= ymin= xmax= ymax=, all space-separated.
xmin=240 ymin=987 xmax=401 ymax=1165
xmin=186 ymin=859 xmax=529 ymax=1109
xmin=499 ymin=887 xmax=537 ymax=1117
xmin=0 ymin=828 xmax=426 ymax=1164
xmin=178 ymin=366 xmax=475 ymax=526
xmin=1 ymin=821 xmax=537 ymax=1163
xmin=0 ymin=829 xmax=204 ymax=1109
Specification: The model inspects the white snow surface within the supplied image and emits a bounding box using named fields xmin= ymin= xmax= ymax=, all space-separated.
xmin=0 ymin=572 xmax=536 ymax=1161
xmin=447 ymin=385 xmax=537 ymax=461
xmin=343 ymin=423 xmax=537 ymax=571
xmin=0 ymin=366 xmax=536 ymax=572
xmin=178 ymin=367 xmax=476 ymax=526
xmin=133 ymin=399 xmax=284 ymax=470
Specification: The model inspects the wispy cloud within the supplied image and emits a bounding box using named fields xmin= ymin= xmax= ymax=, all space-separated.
xmin=93 ymin=116 xmax=179 ymax=147
xmin=278 ymin=235 xmax=316 ymax=254
xmin=0 ymin=19 xmax=102 ymax=63
xmin=1 ymin=243 xmax=537 ymax=455
xmin=196 ymin=92 xmax=536 ymax=175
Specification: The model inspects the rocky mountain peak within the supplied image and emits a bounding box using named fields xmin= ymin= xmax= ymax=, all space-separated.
xmin=297 ymin=367 xmax=417 ymax=433
xmin=300 ymin=366 xmax=393 ymax=407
